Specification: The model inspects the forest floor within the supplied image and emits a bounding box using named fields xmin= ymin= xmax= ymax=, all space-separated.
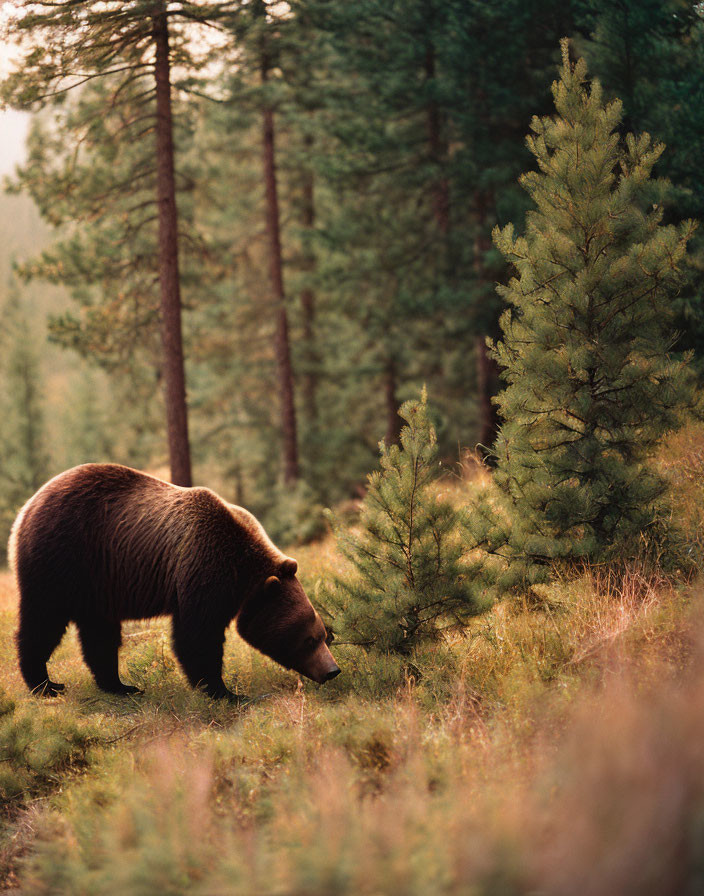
xmin=1 ymin=430 xmax=704 ymax=894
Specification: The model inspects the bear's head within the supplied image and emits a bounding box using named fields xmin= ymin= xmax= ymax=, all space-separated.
xmin=236 ymin=558 xmax=340 ymax=684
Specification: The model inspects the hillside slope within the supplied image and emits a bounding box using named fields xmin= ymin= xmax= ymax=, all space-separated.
xmin=0 ymin=428 xmax=702 ymax=893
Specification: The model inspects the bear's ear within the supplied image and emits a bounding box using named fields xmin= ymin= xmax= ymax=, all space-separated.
xmin=280 ymin=558 xmax=298 ymax=577
xmin=264 ymin=575 xmax=280 ymax=589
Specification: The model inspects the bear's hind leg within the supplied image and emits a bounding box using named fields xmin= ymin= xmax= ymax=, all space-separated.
xmin=76 ymin=617 xmax=141 ymax=696
xmin=17 ymin=605 xmax=69 ymax=697
xmin=172 ymin=612 xmax=235 ymax=700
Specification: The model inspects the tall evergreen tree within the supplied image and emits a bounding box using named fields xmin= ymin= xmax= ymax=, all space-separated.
xmin=314 ymin=0 xmax=461 ymax=447
xmin=191 ymin=0 xmax=355 ymax=503
xmin=276 ymin=0 xmax=330 ymax=444
xmin=189 ymin=0 xmax=304 ymax=491
xmin=1 ymin=1 xmax=235 ymax=485
xmin=576 ymin=1 xmax=704 ymax=368
xmin=253 ymin=0 xmax=300 ymax=485
xmin=575 ymin=0 xmax=700 ymax=135
xmin=445 ymin=0 xmax=576 ymax=451
xmin=310 ymin=0 xmax=576 ymax=457
xmin=491 ymin=42 xmax=696 ymax=562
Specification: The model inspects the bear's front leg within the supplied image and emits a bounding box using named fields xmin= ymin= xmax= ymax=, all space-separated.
xmin=171 ymin=610 xmax=241 ymax=701
xmin=76 ymin=616 xmax=142 ymax=695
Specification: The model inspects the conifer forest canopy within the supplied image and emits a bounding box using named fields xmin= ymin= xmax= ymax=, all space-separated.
xmin=0 ymin=0 xmax=703 ymax=551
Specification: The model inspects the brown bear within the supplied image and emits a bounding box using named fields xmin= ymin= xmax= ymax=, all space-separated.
xmin=9 ymin=463 xmax=340 ymax=699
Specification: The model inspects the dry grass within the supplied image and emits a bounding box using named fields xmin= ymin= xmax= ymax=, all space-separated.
xmin=0 ymin=560 xmax=699 ymax=893
xmin=14 ymin=592 xmax=704 ymax=895
xmin=1 ymin=425 xmax=703 ymax=892
xmin=0 ymin=571 xmax=17 ymax=614
xmin=657 ymin=421 xmax=704 ymax=560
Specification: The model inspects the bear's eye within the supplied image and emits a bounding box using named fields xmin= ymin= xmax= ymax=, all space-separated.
xmin=303 ymin=635 xmax=317 ymax=651
xmin=325 ymin=629 xmax=335 ymax=646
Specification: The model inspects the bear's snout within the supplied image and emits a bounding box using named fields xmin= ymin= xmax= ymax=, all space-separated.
xmin=304 ymin=642 xmax=341 ymax=684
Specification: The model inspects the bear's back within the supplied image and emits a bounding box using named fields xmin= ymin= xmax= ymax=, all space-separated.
xmin=10 ymin=464 xmax=140 ymax=574
xmin=9 ymin=464 xmax=287 ymax=621
xmin=10 ymin=465 xmax=216 ymax=619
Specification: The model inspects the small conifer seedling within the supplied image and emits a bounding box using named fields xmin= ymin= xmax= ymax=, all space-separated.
xmin=325 ymin=392 xmax=487 ymax=654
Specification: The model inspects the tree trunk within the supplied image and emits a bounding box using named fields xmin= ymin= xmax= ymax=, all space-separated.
xmin=261 ymin=59 xmax=299 ymax=485
xmin=424 ymin=42 xmax=449 ymax=233
xmin=152 ymin=7 xmax=192 ymax=487
xmin=384 ymin=357 xmax=404 ymax=446
xmin=474 ymin=189 xmax=501 ymax=456
xmin=476 ymin=336 xmax=500 ymax=454
xmin=300 ymin=161 xmax=318 ymax=429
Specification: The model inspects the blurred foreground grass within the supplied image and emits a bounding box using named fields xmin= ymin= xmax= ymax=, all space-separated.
xmin=1 ymin=427 xmax=704 ymax=894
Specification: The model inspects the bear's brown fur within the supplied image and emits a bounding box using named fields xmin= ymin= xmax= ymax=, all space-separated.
xmin=9 ymin=463 xmax=339 ymax=699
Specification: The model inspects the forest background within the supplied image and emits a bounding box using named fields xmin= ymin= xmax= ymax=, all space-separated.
xmin=1 ymin=0 xmax=703 ymax=555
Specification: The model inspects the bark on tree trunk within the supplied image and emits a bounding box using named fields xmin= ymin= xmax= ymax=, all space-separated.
xmin=476 ymin=336 xmax=500 ymax=453
xmin=474 ymin=189 xmax=501 ymax=456
xmin=261 ymin=58 xmax=299 ymax=485
xmin=425 ymin=43 xmax=449 ymax=233
xmin=300 ymin=162 xmax=318 ymax=429
xmin=384 ymin=357 xmax=404 ymax=446
xmin=153 ymin=8 xmax=192 ymax=486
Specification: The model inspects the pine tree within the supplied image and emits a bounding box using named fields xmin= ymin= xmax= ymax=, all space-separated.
xmin=576 ymin=1 xmax=704 ymax=371
xmin=491 ymin=42 xmax=697 ymax=563
xmin=324 ymin=392 xmax=487 ymax=654
xmin=276 ymin=0 xmax=331 ymax=446
xmin=10 ymin=78 xmax=195 ymax=478
xmin=574 ymin=0 xmax=700 ymax=136
xmin=308 ymin=0 xmax=468 ymax=449
xmin=253 ymin=0 xmax=300 ymax=485
xmin=444 ymin=0 xmax=576 ymax=452
xmin=1 ymin=1 xmax=235 ymax=486
xmin=191 ymin=0 xmax=305 ymax=491
xmin=309 ymin=0 xmax=579 ymax=458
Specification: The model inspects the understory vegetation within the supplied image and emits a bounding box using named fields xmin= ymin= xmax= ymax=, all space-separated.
xmin=0 ymin=424 xmax=703 ymax=894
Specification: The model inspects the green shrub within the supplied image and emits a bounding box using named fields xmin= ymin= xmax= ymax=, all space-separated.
xmin=0 ymin=695 xmax=96 ymax=806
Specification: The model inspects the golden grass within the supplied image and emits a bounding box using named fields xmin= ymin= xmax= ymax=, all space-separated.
xmin=0 ymin=558 xmax=698 ymax=892
xmin=657 ymin=420 xmax=704 ymax=558
xmin=0 ymin=571 xmax=17 ymax=614
xmin=12 ymin=590 xmax=704 ymax=895
xmin=1 ymin=423 xmax=703 ymax=892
